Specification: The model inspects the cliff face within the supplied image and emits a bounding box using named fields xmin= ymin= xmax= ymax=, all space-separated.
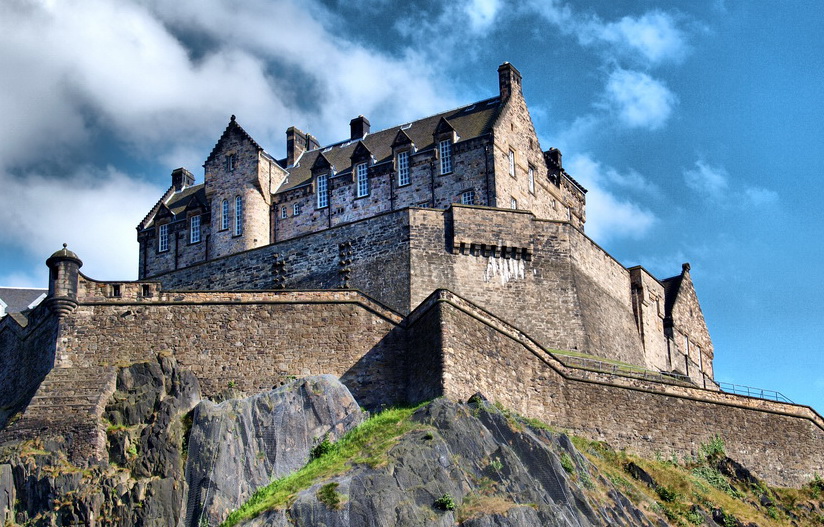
xmin=1 ymin=359 xmax=822 ymax=527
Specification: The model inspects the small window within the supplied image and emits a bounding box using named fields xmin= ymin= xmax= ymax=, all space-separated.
xmin=510 ymin=198 xmax=518 ymax=210
xmin=293 ymin=203 xmax=302 ymax=216
xmin=281 ymin=206 xmax=287 ymax=219
xmin=317 ymin=173 xmax=329 ymax=208
xmin=528 ymin=165 xmax=535 ymax=194
xmin=158 ymin=224 xmax=169 ymax=252
xmin=461 ymin=190 xmax=475 ymax=205
xmin=508 ymin=149 xmax=515 ymax=177
xmin=112 ymin=284 xmax=122 ymax=298
xmin=234 ymin=196 xmax=242 ymax=236
xmin=439 ymin=140 xmax=452 ymax=175
xmin=190 ymin=215 xmax=201 ymax=243
xmin=221 ymin=199 xmax=229 ymax=230
xmin=356 ymin=163 xmax=369 ymax=197
xmin=397 ymin=151 xmax=410 ymax=186
xmin=226 ymin=153 xmax=237 ymax=171
xmin=141 ymin=284 xmax=151 ymax=297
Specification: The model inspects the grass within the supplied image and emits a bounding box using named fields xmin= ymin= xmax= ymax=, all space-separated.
xmin=220 ymin=404 xmax=425 ymax=527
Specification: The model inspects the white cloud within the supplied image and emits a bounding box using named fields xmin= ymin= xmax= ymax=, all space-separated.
xmin=684 ymin=161 xmax=729 ymax=199
xmin=566 ymin=154 xmax=656 ymax=242
xmin=603 ymin=69 xmax=677 ymax=130
xmin=588 ymin=12 xmax=687 ymax=65
xmin=0 ymin=167 xmax=163 ymax=281
xmin=465 ymin=0 xmax=502 ymax=31
xmin=744 ymin=186 xmax=779 ymax=206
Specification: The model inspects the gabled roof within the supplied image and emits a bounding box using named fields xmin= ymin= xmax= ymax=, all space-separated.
xmin=0 ymin=287 xmax=47 ymax=315
xmin=139 ymin=184 xmax=207 ymax=230
xmin=205 ymin=115 xmax=264 ymax=166
xmin=277 ymin=96 xmax=502 ymax=193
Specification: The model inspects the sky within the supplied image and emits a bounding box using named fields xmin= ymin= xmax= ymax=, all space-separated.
xmin=1 ymin=0 xmax=822 ymax=410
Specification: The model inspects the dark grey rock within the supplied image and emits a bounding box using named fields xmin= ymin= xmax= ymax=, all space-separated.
xmin=0 ymin=464 xmax=13 ymax=525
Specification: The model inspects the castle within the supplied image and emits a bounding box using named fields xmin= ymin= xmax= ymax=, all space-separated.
xmin=1 ymin=63 xmax=821 ymax=487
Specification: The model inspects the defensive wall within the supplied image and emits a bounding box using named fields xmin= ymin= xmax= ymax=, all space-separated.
xmin=149 ymin=205 xmax=709 ymax=376
xmin=1 ymin=278 xmax=821 ymax=486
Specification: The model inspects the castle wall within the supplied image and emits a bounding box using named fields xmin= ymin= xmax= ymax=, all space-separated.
xmin=431 ymin=292 xmax=824 ymax=488
xmin=629 ymin=267 xmax=669 ymax=372
xmin=50 ymin=290 xmax=406 ymax=409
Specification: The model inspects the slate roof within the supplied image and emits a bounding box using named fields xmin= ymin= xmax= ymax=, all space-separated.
xmin=0 ymin=287 xmax=47 ymax=315
xmin=277 ymin=96 xmax=502 ymax=193
xmin=165 ymin=184 xmax=207 ymax=217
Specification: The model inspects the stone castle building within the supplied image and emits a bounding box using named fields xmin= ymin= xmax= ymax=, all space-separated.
xmin=1 ymin=63 xmax=821 ymax=487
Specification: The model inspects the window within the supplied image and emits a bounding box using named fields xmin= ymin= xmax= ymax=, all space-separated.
xmin=528 ymin=165 xmax=535 ymax=194
xmin=461 ymin=190 xmax=475 ymax=205
xmin=226 ymin=153 xmax=237 ymax=171
xmin=508 ymin=149 xmax=515 ymax=177
xmin=141 ymin=284 xmax=151 ymax=297
xmin=293 ymin=203 xmax=302 ymax=216
xmin=158 ymin=224 xmax=169 ymax=252
xmin=418 ymin=201 xmax=430 ymax=208
xmin=356 ymin=163 xmax=369 ymax=197
xmin=112 ymin=284 xmax=121 ymax=298
xmin=439 ymin=140 xmax=452 ymax=174
xmin=510 ymin=198 xmax=518 ymax=210
xmin=397 ymin=151 xmax=410 ymax=186
xmin=281 ymin=206 xmax=287 ymax=219
xmin=234 ymin=196 xmax=242 ymax=236
xmin=317 ymin=173 xmax=328 ymax=208
xmin=190 ymin=215 xmax=201 ymax=243
xmin=221 ymin=199 xmax=229 ymax=230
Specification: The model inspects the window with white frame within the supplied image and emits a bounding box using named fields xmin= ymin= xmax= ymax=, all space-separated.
xmin=221 ymin=199 xmax=229 ymax=230
xmin=510 ymin=198 xmax=518 ymax=210
xmin=508 ymin=149 xmax=515 ymax=177
xmin=397 ymin=151 xmax=410 ymax=186
xmin=461 ymin=190 xmax=475 ymax=205
xmin=439 ymin=140 xmax=452 ymax=174
xmin=281 ymin=206 xmax=287 ymax=219
xmin=528 ymin=165 xmax=535 ymax=194
xmin=158 ymin=224 xmax=169 ymax=252
xmin=190 ymin=215 xmax=201 ymax=243
xmin=356 ymin=163 xmax=369 ymax=197
xmin=294 ymin=203 xmax=302 ymax=216
xmin=234 ymin=196 xmax=242 ymax=235
xmin=317 ymin=173 xmax=328 ymax=208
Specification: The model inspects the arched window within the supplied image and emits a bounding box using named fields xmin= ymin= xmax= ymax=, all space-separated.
xmin=221 ymin=199 xmax=229 ymax=230
xmin=234 ymin=196 xmax=242 ymax=236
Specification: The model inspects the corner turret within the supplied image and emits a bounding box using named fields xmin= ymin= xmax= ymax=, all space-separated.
xmin=45 ymin=244 xmax=82 ymax=317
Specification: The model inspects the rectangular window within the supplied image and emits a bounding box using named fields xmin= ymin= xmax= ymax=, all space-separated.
xmin=510 ymin=198 xmax=518 ymax=210
xmin=317 ymin=174 xmax=329 ymax=208
xmin=356 ymin=163 xmax=369 ymax=197
xmin=397 ymin=151 xmax=410 ymax=186
xmin=158 ymin=224 xmax=169 ymax=252
xmin=293 ymin=203 xmax=302 ymax=216
xmin=528 ymin=165 xmax=535 ymax=194
xmin=141 ymin=284 xmax=151 ymax=297
xmin=112 ymin=284 xmax=121 ymax=298
xmin=508 ymin=149 xmax=515 ymax=177
xmin=281 ymin=206 xmax=287 ymax=219
xmin=190 ymin=215 xmax=201 ymax=243
xmin=234 ymin=196 xmax=242 ymax=236
xmin=461 ymin=190 xmax=475 ymax=205
xmin=221 ymin=199 xmax=229 ymax=230
xmin=439 ymin=140 xmax=452 ymax=174
xmin=226 ymin=153 xmax=236 ymax=171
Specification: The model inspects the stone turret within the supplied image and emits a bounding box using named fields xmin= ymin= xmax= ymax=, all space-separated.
xmin=45 ymin=244 xmax=82 ymax=318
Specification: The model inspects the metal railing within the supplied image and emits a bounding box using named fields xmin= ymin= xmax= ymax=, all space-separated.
xmin=717 ymin=382 xmax=793 ymax=404
xmin=554 ymin=354 xmax=694 ymax=386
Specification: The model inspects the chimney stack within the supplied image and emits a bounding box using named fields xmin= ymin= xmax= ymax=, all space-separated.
xmin=286 ymin=126 xmax=309 ymax=166
xmin=350 ymin=115 xmax=370 ymax=140
xmin=171 ymin=167 xmax=195 ymax=191
xmin=498 ymin=62 xmax=522 ymax=101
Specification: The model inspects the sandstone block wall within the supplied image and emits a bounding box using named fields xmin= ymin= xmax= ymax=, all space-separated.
xmin=431 ymin=293 xmax=823 ymax=487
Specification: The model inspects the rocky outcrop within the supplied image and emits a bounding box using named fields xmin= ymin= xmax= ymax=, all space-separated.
xmin=184 ymin=375 xmax=365 ymax=527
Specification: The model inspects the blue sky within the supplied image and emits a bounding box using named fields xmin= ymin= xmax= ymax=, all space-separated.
xmin=1 ymin=0 xmax=822 ymax=410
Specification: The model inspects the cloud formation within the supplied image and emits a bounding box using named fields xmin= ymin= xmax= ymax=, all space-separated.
xmin=603 ymin=69 xmax=677 ymax=130
xmin=684 ymin=161 xmax=779 ymax=206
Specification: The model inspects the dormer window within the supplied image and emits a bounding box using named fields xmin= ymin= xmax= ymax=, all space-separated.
xmin=158 ymin=224 xmax=169 ymax=252
xmin=234 ymin=196 xmax=242 ymax=236
xmin=190 ymin=215 xmax=201 ymax=243
xmin=221 ymin=199 xmax=229 ymax=230
xmin=356 ymin=163 xmax=369 ymax=197
xmin=439 ymin=140 xmax=452 ymax=175
xmin=397 ymin=151 xmax=410 ymax=186
xmin=317 ymin=173 xmax=329 ymax=208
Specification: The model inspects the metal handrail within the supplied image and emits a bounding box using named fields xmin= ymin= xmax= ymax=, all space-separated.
xmin=554 ymin=353 xmax=694 ymax=385
xmin=717 ymin=381 xmax=793 ymax=404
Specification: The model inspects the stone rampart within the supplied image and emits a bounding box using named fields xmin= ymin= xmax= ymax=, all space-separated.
xmin=424 ymin=290 xmax=823 ymax=487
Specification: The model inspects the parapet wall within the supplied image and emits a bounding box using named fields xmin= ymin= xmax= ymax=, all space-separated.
xmin=427 ymin=291 xmax=823 ymax=487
